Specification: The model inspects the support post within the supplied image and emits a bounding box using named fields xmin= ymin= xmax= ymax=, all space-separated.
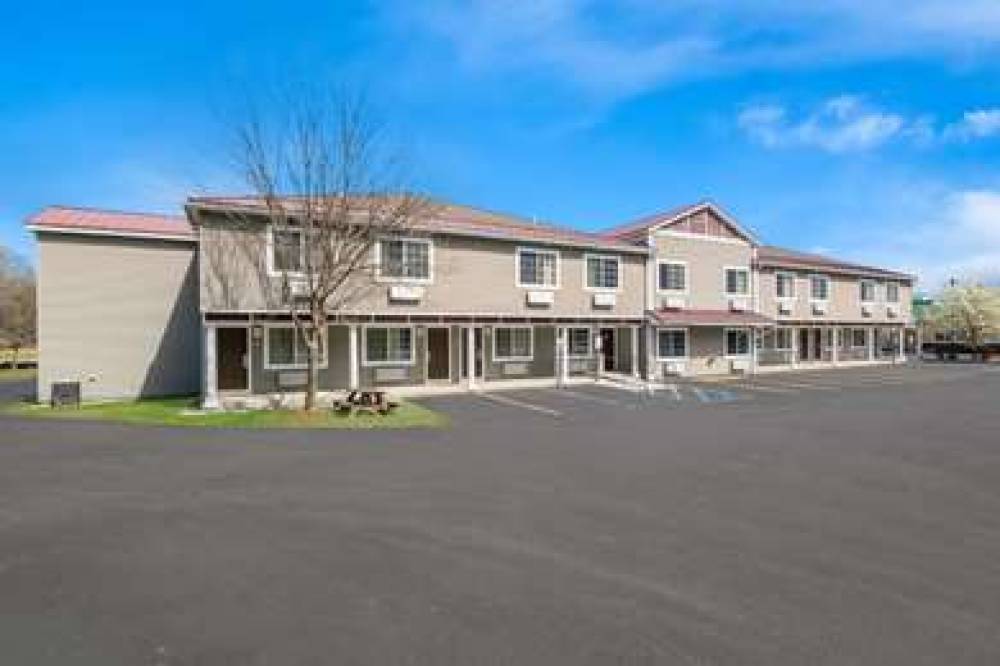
xmin=749 ymin=328 xmax=759 ymax=375
xmin=868 ymin=326 xmax=876 ymax=362
xmin=556 ymin=327 xmax=568 ymax=388
xmin=791 ymin=326 xmax=799 ymax=369
xmin=831 ymin=326 xmax=839 ymax=366
xmin=631 ymin=325 xmax=640 ymax=380
xmin=645 ymin=325 xmax=656 ymax=382
xmin=202 ymin=325 xmax=220 ymax=410
xmin=896 ymin=327 xmax=906 ymax=363
xmin=348 ymin=325 xmax=359 ymax=390
xmin=466 ymin=326 xmax=477 ymax=390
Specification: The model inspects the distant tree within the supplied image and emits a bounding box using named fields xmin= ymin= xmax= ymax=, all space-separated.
xmin=925 ymin=284 xmax=1000 ymax=347
xmin=0 ymin=247 xmax=37 ymax=368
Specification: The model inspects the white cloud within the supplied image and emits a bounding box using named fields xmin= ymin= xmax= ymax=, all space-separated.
xmin=942 ymin=109 xmax=1000 ymax=141
xmin=738 ymin=96 xmax=908 ymax=153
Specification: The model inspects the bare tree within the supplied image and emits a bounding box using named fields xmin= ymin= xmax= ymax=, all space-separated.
xmin=221 ymin=88 xmax=433 ymax=410
xmin=0 ymin=246 xmax=36 ymax=368
xmin=925 ymin=284 xmax=1000 ymax=347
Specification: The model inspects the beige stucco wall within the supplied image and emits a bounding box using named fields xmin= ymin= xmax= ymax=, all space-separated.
xmin=36 ymin=233 xmax=201 ymax=401
xmin=757 ymin=268 xmax=913 ymax=324
xmin=198 ymin=214 xmax=645 ymax=319
xmin=652 ymin=232 xmax=753 ymax=311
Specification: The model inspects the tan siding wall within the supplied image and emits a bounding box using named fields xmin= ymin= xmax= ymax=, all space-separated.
xmin=199 ymin=215 xmax=645 ymax=318
xmin=652 ymin=233 xmax=753 ymax=310
xmin=37 ymin=234 xmax=200 ymax=401
xmin=758 ymin=268 xmax=914 ymax=324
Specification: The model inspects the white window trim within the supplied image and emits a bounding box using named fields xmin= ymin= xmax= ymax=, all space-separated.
xmin=723 ymin=327 xmax=751 ymax=359
xmin=373 ymin=236 xmax=434 ymax=284
xmin=859 ymin=279 xmax=876 ymax=303
xmin=515 ymin=246 xmax=561 ymax=290
xmin=774 ymin=327 xmax=793 ymax=351
xmin=262 ymin=323 xmax=329 ymax=371
xmin=884 ymin=281 xmax=901 ymax=304
xmin=656 ymin=260 xmax=689 ymax=294
xmin=566 ymin=327 xmax=593 ymax=358
xmin=361 ymin=324 xmax=416 ymax=367
xmin=775 ymin=271 xmax=797 ymax=301
xmin=582 ymin=253 xmax=622 ymax=292
xmin=723 ymin=266 xmax=751 ymax=297
xmin=808 ymin=274 xmax=831 ymax=303
xmin=266 ymin=225 xmax=306 ymax=279
xmin=492 ymin=325 xmax=535 ymax=362
xmin=655 ymin=327 xmax=690 ymax=361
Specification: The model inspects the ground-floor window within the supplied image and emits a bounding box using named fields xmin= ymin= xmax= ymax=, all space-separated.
xmin=494 ymin=326 xmax=533 ymax=361
xmin=265 ymin=326 xmax=327 ymax=369
xmin=851 ymin=328 xmax=867 ymax=348
xmin=364 ymin=327 xmax=414 ymax=366
xmin=657 ymin=328 xmax=687 ymax=359
xmin=567 ymin=327 xmax=591 ymax=357
xmin=724 ymin=328 xmax=750 ymax=356
xmin=775 ymin=328 xmax=792 ymax=351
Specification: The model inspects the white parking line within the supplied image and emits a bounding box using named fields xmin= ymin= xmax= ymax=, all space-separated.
xmin=735 ymin=383 xmax=796 ymax=394
xmin=560 ymin=390 xmax=624 ymax=407
xmin=477 ymin=392 xmax=562 ymax=417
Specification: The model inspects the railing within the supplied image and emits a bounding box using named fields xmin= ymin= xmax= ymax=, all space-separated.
xmin=757 ymin=349 xmax=794 ymax=366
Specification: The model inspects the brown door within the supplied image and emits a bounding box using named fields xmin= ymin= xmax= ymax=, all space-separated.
xmin=812 ymin=328 xmax=823 ymax=359
xmin=600 ymin=328 xmax=615 ymax=371
xmin=799 ymin=328 xmax=809 ymax=361
xmin=217 ymin=327 xmax=248 ymax=391
xmin=427 ymin=328 xmax=450 ymax=381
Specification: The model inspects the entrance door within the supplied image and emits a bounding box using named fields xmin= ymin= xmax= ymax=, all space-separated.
xmin=427 ymin=327 xmax=450 ymax=381
xmin=798 ymin=328 xmax=810 ymax=361
xmin=812 ymin=328 xmax=822 ymax=359
xmin=600 ymin=328 xmax=616 ymax=371
xmin=217 ymin=327 xmax=248 ymax=391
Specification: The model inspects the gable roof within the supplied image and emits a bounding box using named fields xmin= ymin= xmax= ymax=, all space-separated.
xmin=26 ymin=205 xmax=194 ymax=242
xmin=185 ymin=195 xmax=646 ymax=254
xmin=758 ymin=245 xmax=914 ymax=281
xmin=602 ymin=201 xmax=758 ymax=245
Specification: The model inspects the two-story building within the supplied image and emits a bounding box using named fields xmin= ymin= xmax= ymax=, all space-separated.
xmin=27 ymin=197 xmax=916 ymax=405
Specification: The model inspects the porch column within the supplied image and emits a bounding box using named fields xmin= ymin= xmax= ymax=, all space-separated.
xmin=791 ymin=326 xmax=800 ymax=368
xmin=348 ymin=325 xmax=359 ymax=390
xmin=867 ymin=326 xmax=876 ymax=361
xmin=631 ymin=325 xmax=640 ymax=379
xmin=645 ymin=325 xmax=656 ymax=382
xmin=831 ymin=326 xmax=839 ymax=366
xmin=556 ymin=326 xmax=568 ymax=388
xmin=202 ymin=325 xmax=220 ymax=410
xmin=749 ymin=328 xmax=759 ymax=375
xmin=896 ymin=327 xmax=906 ymax=363
xmin=466 ymin=325 xmax=477 ymax=389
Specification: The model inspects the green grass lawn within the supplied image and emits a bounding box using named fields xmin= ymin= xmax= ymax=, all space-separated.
xmin=3 ymin=396 xmax=447 ymax=430
xmin=0 ymin=368 xmax=36 ymax=381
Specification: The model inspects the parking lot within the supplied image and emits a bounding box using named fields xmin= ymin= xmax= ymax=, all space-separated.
xmin=2 ymin=363 xmax=1000 ymax=664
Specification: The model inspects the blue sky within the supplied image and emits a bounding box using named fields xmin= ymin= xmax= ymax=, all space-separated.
xmin=3 ymin=1 xmax=1000 ymax=289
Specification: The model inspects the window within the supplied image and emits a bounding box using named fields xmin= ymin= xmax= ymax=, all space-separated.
xmin=776 ymin=272 xmax=795 ymax=298
xmin=270 ymin=227 xmax=303 ymax=274
xmin=860 ymin=280 xmax=876 ymax=303
xmin=810 ymin=275 xmax=830 ymax=300
xmin=517 ymin=248 xmax=558 ymax=288
xmin=585 ymin=255 xmax=620 ymax=290
xmin=378 ymin=238 xmax=431 ymax=281
xmin=657 ymin=329 xmax=687 ymax=359
xmin=658 ymin=262 xmax=687 ymax=292
xmin=725 ymin=328 xmax=750 ymax=356
xmin=567 ymin=327 xmax=591 ymax=357
xmin=852 ymin=328 xmax=867 ymax=348
xmin=265 ymin=327 xmax=326 ymax=369
xmin=364 ymin=327 xmax=413 ymax=365
xmin=885 ymin=282 xmax=900 ymax=303
xmin=725 ymin=268 xmax=750 ymax=296
xmin=775 ymin=328 xmax=792 ymax=350
xmin=494 ymin=327 xmax=533 ymax=361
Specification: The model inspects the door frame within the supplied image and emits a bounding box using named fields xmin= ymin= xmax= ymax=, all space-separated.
xmin=424 ymin=326 xmax=452 ymax=382
xmin=216 ymin=325 xmax=251 ymax=393
xmin=599 ymin=327 xmax=616 ymax=372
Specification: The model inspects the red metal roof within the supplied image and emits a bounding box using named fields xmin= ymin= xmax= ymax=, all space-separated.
xmin=758 ymin=245 xmax=914 ymax=280
xmin=651 ymin=308 xmax=774 ymax=327
xmin=27 ymin=206 xmax=193 ymax=240
xmin=187 ymin=195 xmax=645 ymax=253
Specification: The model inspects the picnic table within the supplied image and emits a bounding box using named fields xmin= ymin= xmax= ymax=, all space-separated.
xmin=332 ymin=390 xmax=399 ymax=416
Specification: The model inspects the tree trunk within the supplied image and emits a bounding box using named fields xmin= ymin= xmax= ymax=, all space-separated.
xmin=305 ymin=344 xmax=317 ymax=411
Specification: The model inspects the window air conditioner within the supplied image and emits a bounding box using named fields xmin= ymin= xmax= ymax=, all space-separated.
xmin=812 ymin=301 xmax=828 ymax=315
xmin=388 ymin=284 xmax=425 ymax=302
xmin=592 ymin=292 xmax=616 ymax=308
xmin=526 ymin=290 xmax=554 ymax=307
xmin=660 ymin=296 xmax=686 ymax=310
xmin=729 ymin=297 xmax=749 ymax=312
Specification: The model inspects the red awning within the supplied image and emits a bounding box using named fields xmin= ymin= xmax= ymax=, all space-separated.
xmin=650 ymin=308 xmax=774 ymax=327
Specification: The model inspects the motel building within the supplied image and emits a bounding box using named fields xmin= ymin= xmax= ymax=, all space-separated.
xmin=27 ymin=199 xmax=915 ymax=407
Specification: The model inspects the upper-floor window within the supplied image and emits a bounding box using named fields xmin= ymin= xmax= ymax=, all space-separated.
xmin=270 ymin=227 xmax=304 ymax=274
xmin=776 ymin=272 xmax=795 ymax=298
xmin=860 ymin=280 xmax=876 ymax=303
xmin=585 ymin=255 xmax=620 ymax=290
xmin=724 ymin=268 xmax=750 ymax=296
xmin=567 ymin=327 xmax=591 ymax=357
xmin=378 ymin=238 xmax=431 ymax=282
xmin=885 ymin=282 xmax=900 ymax=303
xmin=364 ymin=326 xmax=414 ymax=366
xmin=517 ymin=248 xmax=558 ymax=288
xmin=658 ymin=261 xmax=687 ymax=292
xmin=494 ymin=326 xmax=533 ymax=361
xmin=810 ymin=275 xmax=831 ymax=301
